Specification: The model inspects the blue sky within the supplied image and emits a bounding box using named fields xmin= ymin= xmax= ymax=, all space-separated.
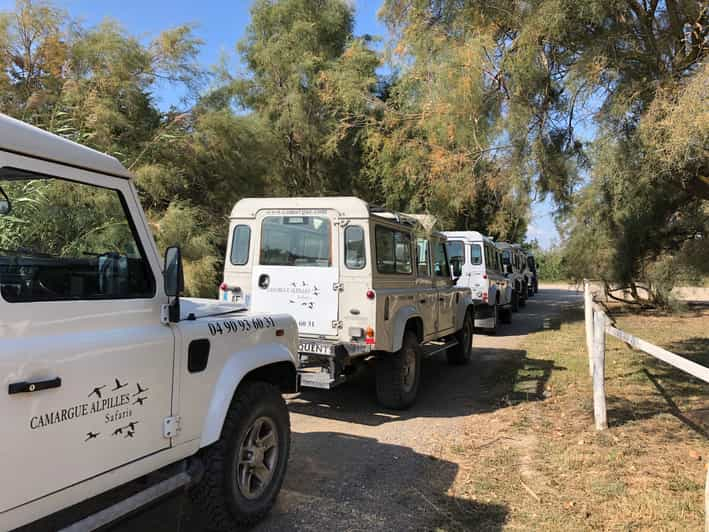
xmin=0 ymin=0 xmax=559 ymax=247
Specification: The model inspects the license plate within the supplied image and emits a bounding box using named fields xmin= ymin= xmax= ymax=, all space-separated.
xmin=299 ymin=341 xmax=334 ymax=355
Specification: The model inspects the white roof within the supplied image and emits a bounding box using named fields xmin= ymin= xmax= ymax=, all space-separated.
xmin=231 ymin=196 xmax=371 ymax=218
xmin=0 ymin=113 xmax=131 ymax=178
xmin=442 ymin=230 xmax=487 ymax=243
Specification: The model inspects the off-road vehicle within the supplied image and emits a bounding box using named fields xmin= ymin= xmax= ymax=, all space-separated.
xmin=443 ymin=231 xmax=513 ymax=333
xmin=496 ymin=241 xmax=528 ymax=310
xmin=221 ymin=198 xmax=476 ymax=409
xmin=0 ymin=113 xmax=298 ymax=531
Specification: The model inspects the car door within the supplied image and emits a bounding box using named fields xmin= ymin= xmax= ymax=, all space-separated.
xmin=416 ymin=238 xmax=438 ymax=337
xmin=0 ymin=158 xmax=174 ymax=514
xmin=250 ymin=209 xmax=340 ymax=338
xmin=431 ymin=238 xmax=457 ymax=333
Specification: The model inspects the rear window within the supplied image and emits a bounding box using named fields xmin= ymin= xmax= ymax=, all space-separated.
xmin=470 ymin=244 xmax=483 ymax=265
xmin=344 ymin=225 xmax=366 ymax=269
xmin=260 ymin=216 xmax=331 ymax=267
xmin=375 ymin=226 xmax=412 ymax=274
xmin=230 ymin=225 xmax=251 ymax=266
xmin=446 ymin=241 xmax=464 ymax=277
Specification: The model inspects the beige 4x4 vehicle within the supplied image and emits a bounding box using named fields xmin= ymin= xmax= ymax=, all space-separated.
xmin=221 ymin=198 xmax=476 ymax=409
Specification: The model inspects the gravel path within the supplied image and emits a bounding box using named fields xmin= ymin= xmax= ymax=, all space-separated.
xmin=252 ymin=287 xmax=582 ymax=531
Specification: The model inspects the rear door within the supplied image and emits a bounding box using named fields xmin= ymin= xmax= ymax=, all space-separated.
xmin=0 ymin=160 xmax=174 ymax=514
xmin=432 ymin=238 xmax=457 ymax=333
xmin=250 ymin=209 xmax=339 ymax=337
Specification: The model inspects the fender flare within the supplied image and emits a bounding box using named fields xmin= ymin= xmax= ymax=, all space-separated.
xmin=391 ymin=305 xmax=422 ymax=352
xmin=199 ymin=342 xmax=296 ymax=448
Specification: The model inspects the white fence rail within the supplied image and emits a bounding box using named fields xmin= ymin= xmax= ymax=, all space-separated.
xmin=582 ymin=280 xmax=709 ymax=530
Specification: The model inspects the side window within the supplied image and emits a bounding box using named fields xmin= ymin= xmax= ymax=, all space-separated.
xmin=432 ymin=240 xmax=451 ymax=278
xmin=230 ymin=225 xmax=251 ymax=266
xmin=446 ymin=240 xmax=464 ymax=277
xmin=344 ymin=225 xmax=366 ymax=270
xmin=416 ymin=238 xmax=430 ymax=276
xmin=375 ymin=225 xmax=412 ymax=274
xmin=470 ymin=244 xmax=483 ymax=266
xmin=0 ymin=170 xmax=155 ymax=302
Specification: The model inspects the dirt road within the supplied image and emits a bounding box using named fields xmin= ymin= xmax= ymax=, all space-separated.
xmin=251 ymin=287 xmax=582 ymax=531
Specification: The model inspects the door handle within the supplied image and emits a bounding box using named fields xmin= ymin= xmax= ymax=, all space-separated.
xmin=419 ymin=299 xmax=426 ymax=304
xmin=9 ymin=377 xmax=61 ymax=395
xmin=439 ymin=297 xmax=445 ymax=302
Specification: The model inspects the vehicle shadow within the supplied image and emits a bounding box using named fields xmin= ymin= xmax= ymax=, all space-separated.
xmin=252 ymin=431 xmax=509 ymax=532
xmin=476 ymin=288 xmax=584 ymax=338
xmin=287 ymin=348 xmax=564 ymax=427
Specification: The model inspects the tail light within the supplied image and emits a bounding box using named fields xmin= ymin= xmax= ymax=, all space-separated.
xmin=482 ymin=292 xmax=488 ymax=303
xmin=365 ymin=326 xmax=375 ymax=345
xmin=220 ymin=282 xmax=228 ymax=291
xmin=482 ymin=274 xmax=488 ymax=279
xmin=366 ymin=289 xmax=375 ymax=300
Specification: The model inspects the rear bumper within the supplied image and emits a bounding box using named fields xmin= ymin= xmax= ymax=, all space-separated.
xmin=297 ymin=339 xmax=372 ymax=389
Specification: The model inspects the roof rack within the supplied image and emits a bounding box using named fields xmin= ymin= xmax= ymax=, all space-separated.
xmin=368 ymin=204 xmax=419 ymax=227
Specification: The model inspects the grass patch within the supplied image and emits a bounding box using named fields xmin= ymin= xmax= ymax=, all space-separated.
xmin=440 ymin=305 xmax=709 ymax=530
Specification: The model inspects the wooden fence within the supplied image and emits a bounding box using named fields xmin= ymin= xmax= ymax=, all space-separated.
xmin=582 ymin=280 xmax=709 ymax=530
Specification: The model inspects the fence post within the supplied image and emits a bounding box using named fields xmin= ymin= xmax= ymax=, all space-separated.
xmin=705 ymin=464 xmax=708 ymax=532
xmin=584 ymin=280 xmax=594 ymax=377
xmin=592 ymin=308 xmax=608 ymax=430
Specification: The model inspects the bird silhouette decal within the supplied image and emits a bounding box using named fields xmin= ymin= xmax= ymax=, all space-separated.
xmin=125 ymin=431 xmax=135 ymax=439
xmin=134 ymin=396 xmax=147 ymax=406
xmin=112 ymin=427 xmax=123 ymax=437
xmin=85 ymin=432 xmax=100 ymax=442
xmin=88 ymin=385 xmax=106 ymax=399
xmin=126 ymin=421 xmax=139 ymax=431
xmin=133 ymin=383 xmax=149 ymax=397
xmin=112 ymin=378 xmax=128 ymax=391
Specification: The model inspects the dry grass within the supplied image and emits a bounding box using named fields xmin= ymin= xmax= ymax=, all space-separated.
xmin=434 ymin=305 xmax=709 ymax=531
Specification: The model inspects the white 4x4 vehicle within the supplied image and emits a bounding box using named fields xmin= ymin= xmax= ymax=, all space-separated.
xmin=496 ymin=242 xmax=528 ymax=310
xmin=443 ymin=231 xmax=513 ymax=333
xmin=221 ymin=198 xmax=476 ymax=409
xmin=0 ymin=114 xmax=298 ymax=531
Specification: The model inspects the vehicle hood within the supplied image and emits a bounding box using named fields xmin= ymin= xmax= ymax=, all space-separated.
xmin=179 ymin=297 xmax=249 ymax=321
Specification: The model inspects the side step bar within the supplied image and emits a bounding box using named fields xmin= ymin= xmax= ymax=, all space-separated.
xmin=59 ymin=471 xmax=191 ymax=532
xmin=421 ymin=339 xmax=458 ymax=358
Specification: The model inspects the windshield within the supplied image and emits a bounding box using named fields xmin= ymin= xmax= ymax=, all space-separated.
xmin=501 ymin=249 xmax=511 ymax=264
xmin=260 ymin=215 xmax=331 ymax=267
xmin=0 ymin=170 xmax=154 ymax=302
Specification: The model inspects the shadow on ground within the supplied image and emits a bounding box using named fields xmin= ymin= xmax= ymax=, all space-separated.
xmin=288 ymin=347 xmax=563 ymax=427
xmin=249 ymin=431 xmax=509 ymax=532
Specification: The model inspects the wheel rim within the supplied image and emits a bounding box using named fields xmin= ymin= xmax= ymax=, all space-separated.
xmin=401 ymin=345 xmax=417 ymax=393
xmin=236 ymin=416 xmax=279 ymax=500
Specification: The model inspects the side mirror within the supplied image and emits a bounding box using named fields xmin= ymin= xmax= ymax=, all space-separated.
xmin=164 ymin=246 xmax=184 ymax=323
xmin=0 ymin=187 xmax=10 ymax=216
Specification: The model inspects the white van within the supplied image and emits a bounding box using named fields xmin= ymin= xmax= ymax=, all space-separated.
xmin=443 ymin=231 xmax=513 ymax=333
xmin=221 ymin=197 xmax=476 ymax=409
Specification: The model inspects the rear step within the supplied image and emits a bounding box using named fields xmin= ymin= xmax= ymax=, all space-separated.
xmin=299 ymin=369 xmax=346 ymax=389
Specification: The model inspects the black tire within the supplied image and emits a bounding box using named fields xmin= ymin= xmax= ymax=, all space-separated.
xmin=511 ymin=290 xmax=519 ymax=312
xmin=519 ymin=283 xmax=527 ymax=307
xmin=500 ymin=306 xmax=512 ymax=324
xmin=376 ymin=330 xmax=422 ymax=409
xmin=189 ymin=381 xmax=290 ymax=531
xmin=488 ymin=303 xmax=498 ymax=335
xmin=447 ymin=310 xmax=474 ymax=365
